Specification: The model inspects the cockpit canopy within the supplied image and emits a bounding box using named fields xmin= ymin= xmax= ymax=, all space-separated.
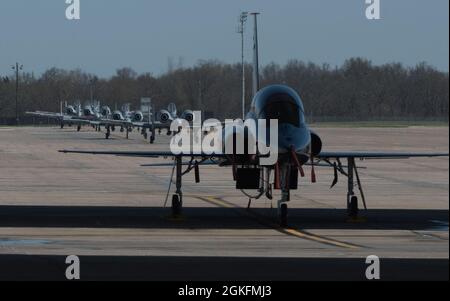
xmin=253 ymin=85 xmax=306 ymax=127
xmin=258 ymin=94 xmax=301 ymax=127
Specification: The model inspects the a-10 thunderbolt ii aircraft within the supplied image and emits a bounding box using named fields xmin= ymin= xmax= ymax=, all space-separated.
xmin=59 ymin=15 xmax=449 ymax=227
xmin=90 ymin=103 xmax=145 ymax=139
xmin=27 ymin=100 xmax=194 ymax=142
xmin=139 ymin=103 xmax=196 ymax=144
xmin=90 ymin=102 xmax=195 ymax=142
xmin=26 ymin=101 xmax=106 ymax=131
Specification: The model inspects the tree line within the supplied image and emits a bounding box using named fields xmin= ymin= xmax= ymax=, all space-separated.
xmin=0 ymin=57 xmax=448 ymax=124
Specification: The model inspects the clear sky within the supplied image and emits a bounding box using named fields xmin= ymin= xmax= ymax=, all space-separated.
xmin=0 ymin=0 xmax=448 ymax=77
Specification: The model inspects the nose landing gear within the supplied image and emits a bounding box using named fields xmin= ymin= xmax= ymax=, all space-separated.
xmin=277 ymin=165 xmax=291 ymax=228
xmin=150 ymin=126 xmax=156 ymax=144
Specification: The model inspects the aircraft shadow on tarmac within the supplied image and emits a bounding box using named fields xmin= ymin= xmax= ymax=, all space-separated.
xmin=0 ymin=255 xmax=447 ymax=281
xmin=0 ymin=205 xmax=447 ymax=231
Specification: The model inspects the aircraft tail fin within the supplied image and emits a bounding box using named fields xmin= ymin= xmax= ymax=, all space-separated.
xmin=167 ymin=103 xmax=177 ymax=118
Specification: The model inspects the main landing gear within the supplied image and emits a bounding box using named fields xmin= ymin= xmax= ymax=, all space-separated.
xmin=77 ymin=125 xmax=81 ymax=132
xmin=279 ymin=202 xmax=288 ymax=228
xmin=171 ymin=156 xmax=183 ymax=217
xmin=165 ymin=156 xmax=203 ymax=217
xmin=105 ymin=125 xmax=111 ymax=139
xmin=346 ymin=157 xmax=363 ymax=219
xmin=348 ymin=195 xmax=359 ymax=218
xmin=172 ymin=194 xmax=182 ymax=216
xmin=141 ymin=128 xmax=148 ymax=140
xmin=125 ymin=127 xmax=132 ymax=139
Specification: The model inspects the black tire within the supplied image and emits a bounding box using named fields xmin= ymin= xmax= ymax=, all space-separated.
xmin=172 ymin=194 xmax=182 ymax=216
xmin=280 ymin=203 xmax=288 ymax=228
xmin=77 ymin=125 xmax=81 ymax=132
xmin=150 ymin=136 xmax=155 ymax=144
xmin=105 ymin=132 xmax=110 ymax=139
xmin=348 ymin=196 xmax=359 ymax=218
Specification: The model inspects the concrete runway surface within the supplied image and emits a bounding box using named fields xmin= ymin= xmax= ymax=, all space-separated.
xmin=0 ymin=126 xmax=448 ymax=280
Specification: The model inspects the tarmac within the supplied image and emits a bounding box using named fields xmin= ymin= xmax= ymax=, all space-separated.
xmin=0 ymin=125 xmax=448 ymax=280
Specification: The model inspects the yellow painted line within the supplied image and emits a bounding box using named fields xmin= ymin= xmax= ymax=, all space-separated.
xmin=283 ymin=228 xmax=360 ymax=249
xmin=198 ymin=197 xmax=234 ymax=208
xmin=198 ymin=196 xmax=361 ymax=250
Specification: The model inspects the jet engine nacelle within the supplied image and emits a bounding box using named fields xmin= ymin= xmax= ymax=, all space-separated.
xmin=112 ymin=110 xmax=124 ymax=121
xmin=101 ymin=106 xmax=112 ymax=117
xmin=310 ymin=131 xmax=322 ymax=157
xmin=133 ymin=111 xmax=144 ymax=122
xmin=83 ymin=107 xmax=94 ymax=116
xmin=66 ymin=106 xmax=77 ymax=116
xmin=181 ymin=110 xmax=194 ymax=123
xmin=159 ymin=109 xmax=174 ymax=124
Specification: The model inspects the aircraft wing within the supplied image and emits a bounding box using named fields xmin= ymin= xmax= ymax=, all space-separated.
xmin=59 ymin=149 xmax=449 ymax=160
xmin=58 ymin=150 xmax=227 ymax=158
xmin=26 ymin=111 xmax=63 ymax=119
xmin=139 ymin=160 xmax=362 ymax=168
xmin=317 ymin=151 xmax=449 ymax=160
xmin=91 ymin=119 xmax=133 ymax=127
xmin=134 ymin=121 xmax=170 ymax=129
xmin=65 ymin=118 xmax=93 ymax=125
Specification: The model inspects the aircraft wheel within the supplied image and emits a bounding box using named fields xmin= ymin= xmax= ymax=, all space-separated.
xmin=150 ymin=136 xmax=155 ymax=144
xmin=111 ymin=126 xmax=115 ymax=132
xmin=172 ymin=194 xmax=182 ymax=216
xmin=60 ymin=123 xmax=64 ymax=129
xmin=143 ymin=133 xmax=148 ymax=140
xmin=280 ymin=203 xmax=288 ymax=228
xmin=348 ymin=196 xmax=359 ymax=218
xmin=105 ymin=132 xmax=110 ymax=139
xmin=77 ymin=125 xmax=81 ymax=132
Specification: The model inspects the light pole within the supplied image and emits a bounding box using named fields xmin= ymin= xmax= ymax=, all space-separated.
xmin=237 ymin=12 xmax=248 ymax=119
xmin=12 ymin=62 xmax=23 ymax=125
xmin=250 ymin=12 xmax=260 ymax=97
